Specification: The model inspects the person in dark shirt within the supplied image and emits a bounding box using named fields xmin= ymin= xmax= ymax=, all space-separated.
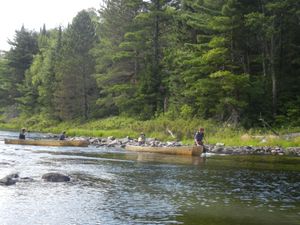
xmin=59 ymin=131 xmax=66 ymax=140
xmin=194 ymin=128 xmax=204 ymax=146
xmin=19 ymin=128 xmax=26 ymax=140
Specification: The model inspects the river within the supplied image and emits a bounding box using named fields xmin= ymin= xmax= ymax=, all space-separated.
xmin=0 ymin=130 xmax=299 ymax=225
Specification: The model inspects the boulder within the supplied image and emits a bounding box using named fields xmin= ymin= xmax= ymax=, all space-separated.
xmin=211 ymin=147 xmax=224 ymax=153
xmin=107 ymin=136 xmax=115 ymax=141
xmin=42 ymin=173 xmax=70 ymax=182
xmin=0 ymin=173 xmax=19 ymax=186
xmin=89 ymin=138 xmax=101 ymax=144
xmin=216 ymin=143 xmax=225 ymax=146
xmin=119 ymin=137 xmax=131 ymax=144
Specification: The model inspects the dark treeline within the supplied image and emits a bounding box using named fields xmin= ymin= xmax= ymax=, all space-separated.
xmin=0 ymin=0 xmax=299 ymax=128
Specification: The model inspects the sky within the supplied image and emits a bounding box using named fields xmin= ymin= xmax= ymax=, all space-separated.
xmin=0 ymin=0 xmax=102 ymax=51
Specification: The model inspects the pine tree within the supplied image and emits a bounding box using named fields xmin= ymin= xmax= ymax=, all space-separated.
xmin=0 ymin=55 xmax=11 ymax=106
xmin=244 ymin=0 xmax=300 ymax=125
xmin=94 ymin=0 xmax=144 ymax=117
xmin=127 ymin=0 xmax=177 ymax=118
xmin=164 ymin=0 xmax=251 ymax=124
xmin=4 ymin=26 xmax=38 ymax=104
xmin=54 ymin=10 xmax=98 ymax=120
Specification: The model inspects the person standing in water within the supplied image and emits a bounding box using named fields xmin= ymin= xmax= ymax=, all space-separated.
xmin=194 ymin=128 xmax=204 ymax=146
xmin=59 ymin=131 xmax=66 ymax=140
xmin=19 ymin=128 xmax=26 ymax=140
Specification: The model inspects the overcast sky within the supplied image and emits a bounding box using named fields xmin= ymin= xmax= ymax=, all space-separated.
xmin=0 ymin=0 xmax=102 ymax=51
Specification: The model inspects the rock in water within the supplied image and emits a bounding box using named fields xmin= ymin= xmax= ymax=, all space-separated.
xmin=0 ymin=173 xmax=19 ymax=186
xmin=42 ymin=173 xmax=70 ymax=182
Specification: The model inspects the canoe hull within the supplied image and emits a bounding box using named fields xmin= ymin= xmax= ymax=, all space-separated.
xmin=4 ymin=139 xmax=89 ymax=147
xmin=125 ymin=145 xmax=203 ymax=156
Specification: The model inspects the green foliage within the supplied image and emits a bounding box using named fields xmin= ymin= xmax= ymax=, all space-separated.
xmin=180 ymin=104 xmax=193 ymax=119
xmin=1 ymin=115 xmax=299 ymax=147
xmin=1 ymin=26 xmax=38 ymax=105
xmin=0 ymin=0 xmax=299 ymax=133
xmin=93 ymin=0 xmax=145 ymax=117
xmin=54 ymin=10 xmax=98 ymax=120
xmin=0 ymin=57 xmax=12 ymax=106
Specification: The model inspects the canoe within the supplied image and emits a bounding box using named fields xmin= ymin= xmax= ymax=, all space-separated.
xmin=4 ymin=138 xmax=89 ymax=147
xmin=125 ymin=145 xmax=203 ymax=156
xmin=134 ymin=153 xmax=206 ymax=165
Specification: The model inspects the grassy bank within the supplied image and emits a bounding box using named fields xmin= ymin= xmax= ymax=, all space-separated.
xmin=0 ymin=114 xmax=299 ymax=147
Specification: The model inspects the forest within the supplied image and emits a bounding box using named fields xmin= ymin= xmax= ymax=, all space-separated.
xmin=0 ymin=0 xmax=299 ymax=129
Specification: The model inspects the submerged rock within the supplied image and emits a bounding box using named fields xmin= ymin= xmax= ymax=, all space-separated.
xmin=42 ymin=173 xmax=70 ymax=182
xmin=19 ymin=177 xmax=34 ymax=182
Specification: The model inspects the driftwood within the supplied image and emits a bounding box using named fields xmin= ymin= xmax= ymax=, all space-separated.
xmin=166 ymin=128 xmax=176 ymax=139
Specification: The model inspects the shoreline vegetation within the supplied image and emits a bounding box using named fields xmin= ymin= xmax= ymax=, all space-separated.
xmin=1 ymin=1 xmax=299 ymax=160
xmin=0 ymin=115 xmax=299 ymax=150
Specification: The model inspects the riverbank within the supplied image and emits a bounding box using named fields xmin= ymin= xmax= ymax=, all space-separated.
xmin=87 ymin=136 xmax=300 ymax=156
xmin=18 ymin=132 xmax=299 ymax=157
xmin=1 ymin=115 xmax=299 ymax=148
xmin=88 ymin=137 xmax=300 ymax=156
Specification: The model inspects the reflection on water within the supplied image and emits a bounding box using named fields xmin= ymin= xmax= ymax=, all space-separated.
xmin=0 ymin=131 xmax=299 ymax=225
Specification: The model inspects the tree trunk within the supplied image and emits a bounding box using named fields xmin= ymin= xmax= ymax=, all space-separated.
xmin=153 ymin=0 xmax=160 ymax=111
xmin=82 ymin=65 xmax=88 ymax=120
xmin=134 ymin=49 xmax=138 ymax=82
xmin=270 ymin=15 xmax=277 ymax=117
xmin=153 ymin=0 xmax=160 ymax=77
xmin=164 ymin=96 xmax=168 ymax=113
xmin=270 ymin=24 xmax=277 ymax=118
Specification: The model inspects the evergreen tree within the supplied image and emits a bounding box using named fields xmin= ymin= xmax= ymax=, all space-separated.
xmin=18 ymin=28 xmax=62 ymax=116
xmin=164 ymin=0 xmax=251 ymax=124
xmin=54 ymin=10 xmax=98 ymax=120
xmin=244 ymin=0 xmax=300 ymax=125
xmin=0 ymin=0 xmax=298 ymax=127
xmin=0 ymin=55 xmax=11 ymax=106
xmin=4 ymin=26 xmax=38 ymax=104
xmin=94 ymin=0 xmax=144 ymax=117
xmin=134 ymin=0 xmax=176 ymax=118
